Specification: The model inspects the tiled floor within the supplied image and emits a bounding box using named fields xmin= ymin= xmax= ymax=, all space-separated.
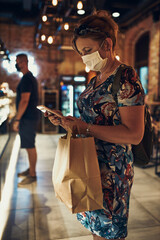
xmin=1 ymin=134 xmax=160 ymax=240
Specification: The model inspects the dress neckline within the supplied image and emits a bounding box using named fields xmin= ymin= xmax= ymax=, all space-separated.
xmin=93 ymin=64 xmax=123 ymax=90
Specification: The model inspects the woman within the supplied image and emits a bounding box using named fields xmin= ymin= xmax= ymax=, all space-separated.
xmin=47 ymin=10 xmax=145 ymax=240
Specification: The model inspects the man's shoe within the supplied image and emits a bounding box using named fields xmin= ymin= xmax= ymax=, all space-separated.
xmin=17 ymin=168 xmax=30 ymax=177
xmin=18 ymin=175 xmax=37 ymax=186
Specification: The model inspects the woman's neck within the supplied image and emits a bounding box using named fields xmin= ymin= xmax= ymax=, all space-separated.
xmin=101 ymin=57 xmax=119 ymax=75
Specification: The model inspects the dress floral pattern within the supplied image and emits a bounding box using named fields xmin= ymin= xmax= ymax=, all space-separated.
xmin=76 ymin=64 xmax=144 ymax=239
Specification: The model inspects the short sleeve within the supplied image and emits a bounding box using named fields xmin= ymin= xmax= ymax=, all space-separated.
xmin=117 ymin=67 xmax=145 ymax=107
xmin=20 ymin=75 xmax=32 ymax=93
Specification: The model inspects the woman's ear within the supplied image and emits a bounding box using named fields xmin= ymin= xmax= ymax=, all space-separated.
xmin=104 ymin=38 xmax=113 ymax=51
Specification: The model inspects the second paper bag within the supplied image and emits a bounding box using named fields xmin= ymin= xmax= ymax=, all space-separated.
xmin=52 ymin=131 xmax=103 ymax=213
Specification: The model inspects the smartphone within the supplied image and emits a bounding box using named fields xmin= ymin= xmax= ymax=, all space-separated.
xmin=36 ymin=105 xmax=63 ymax=118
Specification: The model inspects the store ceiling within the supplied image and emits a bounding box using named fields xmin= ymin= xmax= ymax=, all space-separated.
xmin=0 ymin=0 xmax=159 ymax=59
xmin=0 ymin=0 xmax=159 ymax=27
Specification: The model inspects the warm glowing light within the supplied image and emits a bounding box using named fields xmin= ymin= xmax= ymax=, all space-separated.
xmin=0 ymin=50 xmax=5 ymax=54
xmin=41 ymin=34 xmax=46 ymax=41
xmin=28 ymin=56 xmax=39 ymax=77
xmin=64 ymin=23 xmax=69 ymax=31
xmin=77 ymin=1 xmax=83 ymax=10
xmin=112 ymin=12 xmax=120 ymax=18
xmin=116 ymin=55 xmax=120 ymax=61
xmin=77 ymin=9 xmax=85 ymax=15
xmin=0 ymin=135 xmax=20 ymax=239
xmin=1 ymin=53 xmax=39 ymax=77
xmin=85 ymin=66 xmax=90 ymax=73
xmin=2 ymin=60 xmax=10 ymax=70
xmin=47 ymin=36 xmax=53 ymax=44
xmin=42 ymin=15 xmax=47 ymax=22
xmin=52 ymin=0 xmax=58 ymax=6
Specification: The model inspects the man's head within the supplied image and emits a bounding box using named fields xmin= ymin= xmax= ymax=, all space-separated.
xmin=15 ymin=53 xmax=28 ymax=73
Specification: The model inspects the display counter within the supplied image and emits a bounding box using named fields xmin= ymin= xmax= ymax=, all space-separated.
xmin=0 ymin=95 xmax=16 ymax=158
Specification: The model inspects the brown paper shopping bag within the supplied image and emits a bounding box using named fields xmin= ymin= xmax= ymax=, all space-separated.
xmin=52 ymin=131 xmax=103 ymax=213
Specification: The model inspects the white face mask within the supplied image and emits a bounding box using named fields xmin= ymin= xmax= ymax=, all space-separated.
xmin=82 ymin=50 xmax=108 ymax=72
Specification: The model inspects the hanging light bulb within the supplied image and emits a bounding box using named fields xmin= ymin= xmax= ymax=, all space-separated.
xmin=77 ymin=1 xmax=83 ymax=10
xmin=52 ymin=0 xmax=58 ymax=6
xmin=112 ymin=12 xmax=120 ymax=18
xmin=77 ymin=9 xmax=85 ymax=15
xmin=42 ymin=15 xmax=47 ymax=22
xmin=47 ymin=36 xmax=53 ymax=44
xmin=64 ymin=23 xmax=69 ymax=31
xmin=41 ymin=34 xmax=46 ymax=41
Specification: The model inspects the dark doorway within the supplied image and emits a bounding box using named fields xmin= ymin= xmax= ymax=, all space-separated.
xmin=135 ymin=32 xmax=149 ymax=94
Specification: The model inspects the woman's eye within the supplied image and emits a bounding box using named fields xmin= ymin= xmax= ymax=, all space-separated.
xmin=86 ymin=49 xmax=91 ymax=53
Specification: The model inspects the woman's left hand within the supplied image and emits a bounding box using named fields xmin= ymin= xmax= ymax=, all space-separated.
xmin=61 ymin=116 xmax=87 ymax=134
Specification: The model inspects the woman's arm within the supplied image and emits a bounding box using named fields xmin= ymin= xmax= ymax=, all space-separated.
xmin=61 ymin=105 xmax=145 ymax=145
xmin=88 ymin=105 xmax=144 ymax=144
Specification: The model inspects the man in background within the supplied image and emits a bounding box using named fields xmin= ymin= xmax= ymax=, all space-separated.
xmin=13 ymin=53 xmax=39 ymax=186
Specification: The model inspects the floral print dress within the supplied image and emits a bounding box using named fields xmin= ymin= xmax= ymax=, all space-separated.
xmin=76 ymin=64 xmax=144 ymax=239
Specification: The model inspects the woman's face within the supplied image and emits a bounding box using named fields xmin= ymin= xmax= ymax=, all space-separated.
xmin=76 ymin=37 xmax=106 ymax=57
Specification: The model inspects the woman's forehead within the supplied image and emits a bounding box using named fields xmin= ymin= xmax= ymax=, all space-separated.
xmin=76 ymin=37 xmax=99 ymax=48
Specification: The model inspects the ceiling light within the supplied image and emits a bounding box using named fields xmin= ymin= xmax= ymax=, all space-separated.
xmin=112 ymin=12 xmax=120 ymax=18
xmin=47 ymin=36 xmax=53 ymax=44
xmin=77 ymin=9 xmax=85 ymax=15
xmin=64 ymin=23 xmax=69 ymax=31
xmin=42 ymin=15 xmax=47 ymax=22
xmin=77 ymin=1 xmax=83 ymax=10
xmin=52 ymin=0 xmax=58 ymax=6
xmin=41 ymin=34 xmax=46 ymax=41
xmin=0 ymin=50 xmax=5 ymax=54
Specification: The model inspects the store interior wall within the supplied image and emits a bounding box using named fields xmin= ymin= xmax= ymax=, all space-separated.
xmin=0 ymin=12 xmax=160 ymax=101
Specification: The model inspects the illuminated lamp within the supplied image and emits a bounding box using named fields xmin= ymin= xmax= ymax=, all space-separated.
xmin=64 ymin=23 xmax=69 ymax=31
xmin=42 ymin=15 xmax=47 ymax=22
xmin=112 ymin=12 xmax=120 ymax=18
xmin=52 ymin=0 xmax=58 ymax=6
xmin=77 ymin=9 xmax=85 ymax=15
xmin=77 ymin=1 xmax=83 ymax=10
xmin=41 ymin=34 xmax=46 ymax=41
xmin=47 ymin=36 xmax=53 ymax=44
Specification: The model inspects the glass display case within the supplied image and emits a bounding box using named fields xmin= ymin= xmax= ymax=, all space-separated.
xmin=0 ymin=95 xmax=16 ymax=158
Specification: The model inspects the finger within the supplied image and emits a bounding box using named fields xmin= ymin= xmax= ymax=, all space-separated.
xmin=56 ymin=110 xmax=63 ymax=116
xmin=48 ymin=115 xmax=60 ymax=121
xmin=49 ymin=116 xmax=61 ymax=126
xmin=65 ymin=116 xmax=74 ymax=121
xmin=44 ymin=111 xmax=49 ymax=117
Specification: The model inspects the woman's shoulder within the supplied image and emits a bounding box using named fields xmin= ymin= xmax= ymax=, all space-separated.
xmin=118 ymin=64 xmax=139 ymax=83
xmin=118 ymin=63 xmax=134 ymax=73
